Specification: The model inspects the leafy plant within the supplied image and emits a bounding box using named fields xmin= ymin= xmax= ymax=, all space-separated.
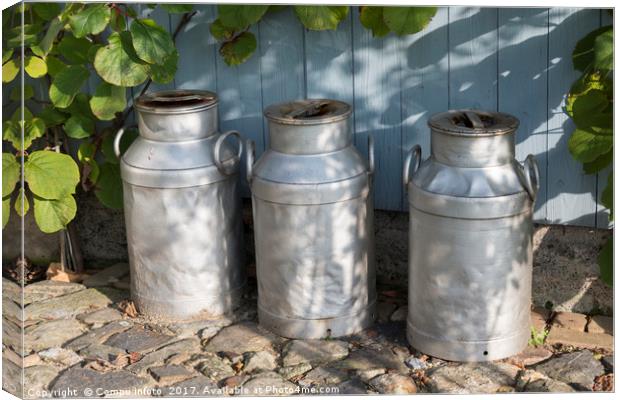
xmin=528 ymin=326 xmax=549 ymax=347
xmin=566 ymin=24 xmax=613 ymax=286
xmin=2 ymin=2 xmax=196 ymax=233
xmin=210 ymin=5 xmax=437 ymax=66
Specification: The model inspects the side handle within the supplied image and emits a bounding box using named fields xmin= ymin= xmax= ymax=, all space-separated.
xmin=245 ymin=139 xmax=255 ymax=184
xmin=214 ymin=130 xmax=243 ymax=176
xmin=113 ymin=127 xmax=126 ymax=159
xmin=521 ymin=154 xmax=540 ymax=202
xmin=403 ymin=145 xmax=422 ymax=186
xmin=367 ymin=135 xmax=375 ymax=176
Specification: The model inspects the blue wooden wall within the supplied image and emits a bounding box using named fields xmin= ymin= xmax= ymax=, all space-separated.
xmin=97 ymin=6 xmax=617 ymax=228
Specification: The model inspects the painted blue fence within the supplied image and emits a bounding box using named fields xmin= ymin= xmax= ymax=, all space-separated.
xmin=104 ymin=6 xmax=616 ymax=228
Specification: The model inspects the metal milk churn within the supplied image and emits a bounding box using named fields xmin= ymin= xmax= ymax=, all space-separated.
xmin=246 ymin=99 xmax=376 ymax=339
xmin=403 ymin=110 xmax=539 ymax=361
xmin=115 ymin=90 xmax=245 ymax=320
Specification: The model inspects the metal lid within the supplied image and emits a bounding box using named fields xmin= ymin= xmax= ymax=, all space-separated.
xmin=264 ymin=99 xmax=352 ymax=125
xmin=135 ymin=90 xmax=218 ymax=114
xmin=428 ymin=109 xmax=519 ymax=136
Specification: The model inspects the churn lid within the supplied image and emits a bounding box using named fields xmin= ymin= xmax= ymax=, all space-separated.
xmin=428 ymin=109 xmax=519 ymax=136
xmin=264 ymin=99 xmax=352 ymax=125
xmin=134 ymin=90 xmax=218 ymax=114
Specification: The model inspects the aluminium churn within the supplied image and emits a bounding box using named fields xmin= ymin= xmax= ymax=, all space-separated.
xmin=403 ymin=110 xmax=540 ymax=361
xmin=115 ymin=90 xmax=245 ymax=319
xmin=247 ymin=99 xmax=376 ymax=339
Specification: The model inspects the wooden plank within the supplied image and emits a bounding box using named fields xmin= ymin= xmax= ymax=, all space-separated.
xmin=448 ymin=7 xmax=498 ymax=110
xmin=257 ymin=7 xmax=305 ymax=148
xmin=171 ymin=4 xmax=218 ymax=92
xmin=400 ymin=7 xmax=450 ymax=210
xmin=498 ymin=8 xmax=549 ymax=222
xmin=352 ymin=7 xmax=403 ymax=210
xmin=303 ymin=9 xmax=354 ymax=104
xmin=214 ymin=21 xmax=264 ymax=196
xmin=547 ymin=8 xmax=599 ymax=226
xmin=596 ymin=9 xmax=613 ymax=229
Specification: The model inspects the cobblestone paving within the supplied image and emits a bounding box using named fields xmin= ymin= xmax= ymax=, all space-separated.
xmin=2 ymin=264 xmax=614 ymax=398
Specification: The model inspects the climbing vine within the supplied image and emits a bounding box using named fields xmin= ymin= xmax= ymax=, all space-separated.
xmin=1 ymin=3 xmax=437 ymax=235
xmin=566 ymin=22 xmax=613 ymax=285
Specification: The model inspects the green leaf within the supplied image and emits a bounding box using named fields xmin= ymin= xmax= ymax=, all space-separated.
xmin=583 ymin=150 xmax=612 ymax=174
xmin=2 ymin=196 xmax=10 ymax=229
xmin=219 ymin=32 xmax=257 ymax=66
xmin=571 ymin=90 xmax=612 ymax=135
xmin=598 ymin=236 xmax=613 ymax=286
xmin=38 ymin=17 xmax=64 ymax=56
xmin=3 ymin=116 xmax=46 ymax=151
xmin=602 ymin=171 xmax=613 ymax=218
xmin=39 ymin=107 xmax=68 ymax=127
xmin=568 ymin=128 xmax=613 ymax=163
xmin=95 ymin=162 xmax=123 ymax=209
xmin=294 ymin=6 xmax=349 ymax=31
xmin=3 ymin=49 xmax=13 ymax=63
xmin=15 ymin=188 xmax=29 ymax=217
xmin=130 ymin=18 xmax=175 ymax=65
xmin=69 ymin=3 xmax=111 ymax=38
xmin=10 ymin=84 xmax=34 ymax=101
xmin=109 ymin=9 xmax=126 ymax=31
xmin=33 ymin=3 xmax=61 ymax=21
xmin=593 ymin=28 xmax=613 ymax=71
xmin=218 ymin=5 xmax=269 ymax=29
xmin=64 ymin=115 xmax=94 ymax=139
xmin=383 ymin=7 xmax=437 ymax=36
xmin=24 ymin=56 xmax=47 ymax=78
xmin=45 ymin=56 xmax=65 ymax=77
xmin=572 ymin=26 xmax=610 ymax=72
xmin=57 ymin=33 xmax=92 ymax=64
xmin=33 ymin=194 xmax=77 ymax=233
xmin=24 ymin=150 xmax=80 ymax=199
xmin=49 ymin=64 xmax=89 ymax=108
xmin=89 ymin=82 xmax=127 ymax=121
xmin=63 ymin=93 xmax=95 ymax=120
xmin=147 ymin=50 xmax=178 ymax=84
xmin=210 ymin=18 xmax=235 ymax=41
xmin=160 ymin=4 xmax=193 ymax=14
xmin=360 ymin=6 xmax=390 ymax=38
xmin=77 ymin=142 xmax=100 ymax=189
xmin=2 ymin=58 xmax=20 ymax=83
xmin=2 ymin=153 xmax=20 ymax=198
xmin=94 ymin=31 xmax=149 ymax=87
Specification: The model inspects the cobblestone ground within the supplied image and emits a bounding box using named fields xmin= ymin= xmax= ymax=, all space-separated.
xmin=2 ymin=264 xmax=614 ymax=398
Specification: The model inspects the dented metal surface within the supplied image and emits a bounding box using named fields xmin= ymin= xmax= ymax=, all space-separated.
xmin=248 ymin=99 xmax=376 ymax=339
xmin=117 ymin=90 xmax=245 ymax=319
xmin=404 ymin=109 xmax=539 ymax=362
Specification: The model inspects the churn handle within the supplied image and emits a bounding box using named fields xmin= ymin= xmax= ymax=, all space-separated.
xmin=403 ymin=145 xmax=422 ymax=186
xmin=214 ymin=130 xmax=243 ymax=176
xmin=245 ymin=139 xmax=255 ymax=184
xmin=113 ymin=127 xmax=126 ymax=159
xmin=367 ymin=135 xmax=375 ymax=176
xmin=521 ymin=154 xmax=540 ymax=202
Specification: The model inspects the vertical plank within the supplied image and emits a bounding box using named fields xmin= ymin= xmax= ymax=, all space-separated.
xmin=215 ymin=20 xmax=263 ymax=196
xmin=352 ymin=8 xmax=403 ymax=211
xmin=547 ymin=8 xmax=599 ymax=226
xmin=400 ymin=7 xmax=450 ymax=210
xmin=448 ymin=7 xmax=498 ymax=110
xmin=498 ymin=8 xmax=549 ymax=222
xmin=258 ymin=7 xmax=305 ymax=148
xmin=596 ymin=9 xmax=613 ymax=229
xmin=304 ymin=10 xmax=353 ymax=104
xmin=172 ymin=4 xmax=218 ymax=91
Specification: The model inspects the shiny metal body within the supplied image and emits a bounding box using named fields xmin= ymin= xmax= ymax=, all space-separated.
xmin=116 ymin=90 xmax=245 ymax=320
xmin=404 ymin=110 xmax=539 ymax=362
xmin=247 ymin=99 xmax=376 ymax=339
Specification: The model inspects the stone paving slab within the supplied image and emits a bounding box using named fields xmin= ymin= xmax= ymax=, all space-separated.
xmin=1 ymin=277 xmax=615 ymax=397
xmin=588 ymin=315 xmax=613 ymax=334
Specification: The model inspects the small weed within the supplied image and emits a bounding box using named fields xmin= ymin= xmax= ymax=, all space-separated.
xmin=529 ymin=326 xmax=549 ymax=347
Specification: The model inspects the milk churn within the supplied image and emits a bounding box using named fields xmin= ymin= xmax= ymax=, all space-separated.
xmin=115 ymin=90 xmax=245 ymax=319
xmin=246 ymin=99 xmax=376 ymax=339
xmin=403 ymin=110 xmax=539 ymax=361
